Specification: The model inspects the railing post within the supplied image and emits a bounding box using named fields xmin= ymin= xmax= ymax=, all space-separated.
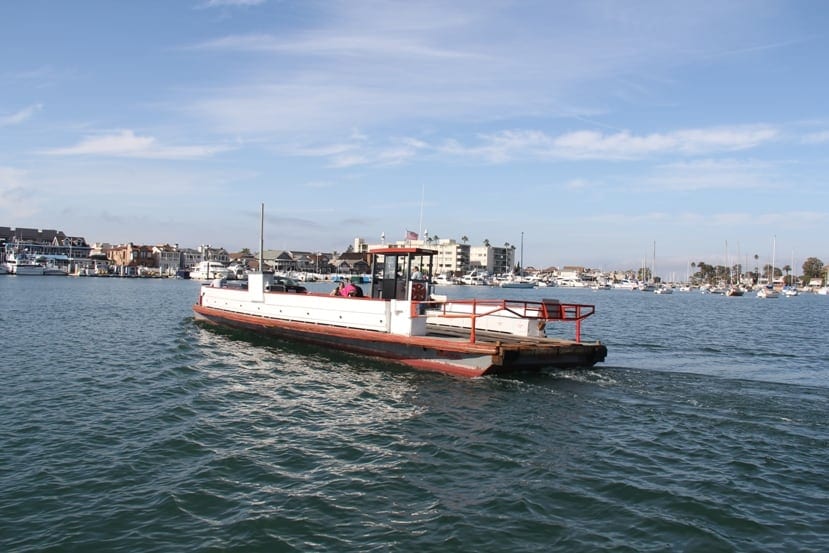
xmin=470 ymin=299 xmax=477 ymax=343
xmin=574 ymin=305 xmax=581 ymax=342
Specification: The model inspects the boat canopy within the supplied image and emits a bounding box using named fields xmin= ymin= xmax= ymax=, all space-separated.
xmin=368 ymin=247 xmax=436 ymax=301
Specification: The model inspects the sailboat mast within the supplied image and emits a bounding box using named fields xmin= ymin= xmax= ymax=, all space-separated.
xmin=520 ymin=231 xmax=524 ymax=277
xmin=726 ymin=240 xmax=730 ymax=286
xmin=259 ymin=203 xmax=264 ymax=272
xmin=771 ymin=235 xmax=776 ymax=285
xmin=737 ymin=241 xmax=741 ymax=286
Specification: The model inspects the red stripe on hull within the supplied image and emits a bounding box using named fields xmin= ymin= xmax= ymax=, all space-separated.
xmin=193 ymin=304 xmax=606 ymax=378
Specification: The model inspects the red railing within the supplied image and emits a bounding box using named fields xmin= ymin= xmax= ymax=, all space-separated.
xmin=416 ymin=298 xmax=596 ymax=343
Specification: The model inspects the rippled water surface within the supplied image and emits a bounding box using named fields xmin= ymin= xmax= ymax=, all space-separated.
xmin=1 ymin=277 xmax=827 ymax=552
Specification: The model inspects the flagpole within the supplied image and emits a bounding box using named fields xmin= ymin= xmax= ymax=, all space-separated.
xmin=418 ymin=184 xmax=424 ymax=238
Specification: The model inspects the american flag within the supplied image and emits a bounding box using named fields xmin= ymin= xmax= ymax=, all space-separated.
xmin=406 ymin=230 xmax=418 ymax=240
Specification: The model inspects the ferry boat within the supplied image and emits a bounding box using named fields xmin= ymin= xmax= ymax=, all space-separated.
xmin=193 ymin=208 xmax=606 ymax=378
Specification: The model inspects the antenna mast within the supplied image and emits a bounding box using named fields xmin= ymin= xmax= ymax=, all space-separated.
xmin=259 ymin=203 xmax=264 ymax=272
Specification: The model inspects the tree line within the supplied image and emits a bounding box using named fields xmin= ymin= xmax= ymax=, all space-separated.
xmin=687 ymin=257 xmax=825 ymax=285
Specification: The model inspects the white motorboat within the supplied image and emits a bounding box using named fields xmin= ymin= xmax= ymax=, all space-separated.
xmin=3 ymin=249 xmax=45 ymax=275
xmin=756 ymin=286 xmax=780 ymax=299
xmin=498 ymin=274 xmax=535 ymax=289
xmin=190 ymin=261 xmax=231 ymax=281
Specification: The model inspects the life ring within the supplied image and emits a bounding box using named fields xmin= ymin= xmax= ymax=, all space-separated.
xmin=411 ymin=282 xmax=426 ymax=301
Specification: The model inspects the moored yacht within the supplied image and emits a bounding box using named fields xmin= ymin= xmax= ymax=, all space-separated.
xmin=190 ymin=260 xmax=231 ymax=281
xmin=756 ymin=285 xmax=780 ymax=299
xmin=3 ymin=249 xmax=45 ymax=275
xmin=498 ymin=274 xmax=535 ymax=288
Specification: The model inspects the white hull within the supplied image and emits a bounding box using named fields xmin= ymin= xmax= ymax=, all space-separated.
xmin=757 ymin=287 xmax=780 ymax=299
xmin=190 ymin=261 xmax=231 ymax=281
xmin=7 ymin=263 xmax=45 ymax=275
xmin=499 ymin=281 xmax=535 ymax=289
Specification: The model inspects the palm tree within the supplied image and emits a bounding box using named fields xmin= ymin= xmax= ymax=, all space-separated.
xmin=461 ymin=235 xmax=468 ymax=244
xmin=783 ymin=264 xmax=792 ymax=285
xmin=483 ymin=238 xmax=490 ymax=247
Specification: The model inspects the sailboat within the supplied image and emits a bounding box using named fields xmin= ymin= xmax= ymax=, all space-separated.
xmin=637 ymin=251 xmax=654 ymax=291
xmin=499 ymin=232 xmax=534 ymax=288
xmin=725 ymin=240 xmax=743 ymax=296
xmin=757 ymin=237 xmax=780 ymax=298
xmin=781 ymin=251 xmax=799 ymax=296
xmin=652 ymin=241 xmax=672 ymax=293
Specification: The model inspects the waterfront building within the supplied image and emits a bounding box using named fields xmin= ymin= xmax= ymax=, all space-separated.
xmin=153 ymin=244 xmax=183 ymax=276
xmin=434 ymin=240 xmax=471 ymax=276
xmin=331 ymin=251 xmax=370 ymax=275
xmin=107 ymin=243 xmax=157 ymax=274
xmin=198 ymin=244 xmax=229 ymax=264
xmin=355 ymin=235 xmax=516 ymax=277
xmin=470 ymin=244 xmax=515 ymax=276
xmin=0 ymin=226 xmax=91 ymax=271
xmin=180 ymin=248 xmax=203 ymax=271
xmin=261 ymin=249 xmax=296 ymax=272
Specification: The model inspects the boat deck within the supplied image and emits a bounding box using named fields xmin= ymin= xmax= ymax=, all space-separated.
xmin=425 ymin=323 xmax=581 ymax=346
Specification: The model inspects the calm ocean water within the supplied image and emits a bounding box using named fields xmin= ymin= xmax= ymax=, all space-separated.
xmin=1 ymin=277 xmax=827 ymax=552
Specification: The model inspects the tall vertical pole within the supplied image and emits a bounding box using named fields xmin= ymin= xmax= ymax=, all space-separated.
xmin=418 ymin=184 xmax=425 ymax=238
xmin=259 ymin=203 xmax=265 ymax=273
xmin=520 ymin=231 xmax=524 ymax=276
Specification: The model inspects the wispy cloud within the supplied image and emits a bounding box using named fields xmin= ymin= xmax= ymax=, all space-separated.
xmin=278 ymin=134 xmax=427 ymax=168
xmin=265 ymin=124 xmax=780 ymax=168
xmin=42 ymin=130 xmax=233 ymax=160
xmin=327 ymin=140 xmax=425 ymax=168
xmin=0 ymin=166 xmax=37 ymax=218
xmin=648 ymin=158 xmax=777 ymax=191
xmin=0 ymin=104 xmax=42 ymax=127
xmin=436 ymin=125 xmax=779 ymax=163
xmin=195 ymin=32 xmax=481 ymax=61
xmin=200 ymin=0 xmax=265 ymax=8
xmin=179 ymin=1 xmax=792 ymax=145
xmin=802 ymin=130 xmax=829 ymax=144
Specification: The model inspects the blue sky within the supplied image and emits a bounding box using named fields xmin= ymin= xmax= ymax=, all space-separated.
xmin=2 ymin=0 xmax=828 ymax=277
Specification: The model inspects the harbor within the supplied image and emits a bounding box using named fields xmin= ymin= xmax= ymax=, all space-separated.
xmin=4 ymin=2 xmax=829 ymax=550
